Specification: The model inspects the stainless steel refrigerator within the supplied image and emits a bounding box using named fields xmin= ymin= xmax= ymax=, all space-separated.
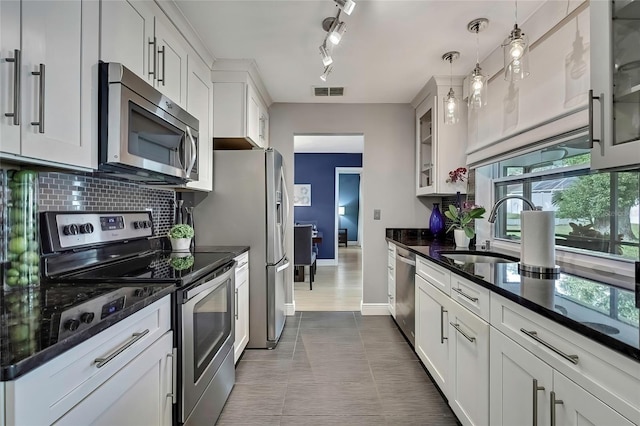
xmin=194 ymin=148 xmax=289 ymax=349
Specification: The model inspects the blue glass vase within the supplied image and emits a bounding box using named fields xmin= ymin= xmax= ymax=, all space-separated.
xmin=429 ymin=203 xmax=445 ymax=238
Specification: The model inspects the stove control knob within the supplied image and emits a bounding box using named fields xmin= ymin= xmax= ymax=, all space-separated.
xmin=63 ymin=224 xmax=79 ymax=236
xmin=80 ymin=312 xmax=95 ymax=324
xmin=134 ymin=289 xmax=145 ymax=297
xmin=64 ymin=319 xmax=80 ymax=331
xmin=133 ymin=221 xmax=141 ymax=229
xmin=144 ymin=220 xmax=152 ymax=229
xmin=79 ymin=223 xmax=94 ymax=234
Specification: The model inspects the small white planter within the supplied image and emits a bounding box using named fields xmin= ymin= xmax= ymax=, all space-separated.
xmin=170 ymin=237 xmax=192 ymax=252
xmin=454 ymin=229 xmax=470 ymax=248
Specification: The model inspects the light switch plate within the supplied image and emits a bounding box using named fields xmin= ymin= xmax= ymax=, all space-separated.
xmin=373 ymin=209 xmax=381 ymax=220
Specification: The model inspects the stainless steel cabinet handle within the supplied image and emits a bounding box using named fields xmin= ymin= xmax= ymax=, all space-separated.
xmin=148 ymin=37 xmax=157 ymax=79
xmin=94 ymin=329 xmax=150 ymax=368
xmin=157 ymin=45 xmax=166 ymax=86
xmin=30 ymin=64 xmax=45 ymax=133
xmin=440 ymin=306 xmax=448 ymax=344
xmin=450 ymin=322 xmax=475 ymax=343
xmin=4 ymin=49 xmax=20 ymax=125
xmin=238 ymin=262 xmax=248 ymax=268
xmin=550 ymin=391 xmax=563 ymax=426
xmin=235 ymin=288 xmax=239 ymax=320
xmin=520 ymin=328 xmax=579 ymax=364
xmin=166 ymin=349 xmax=176 ymax=403
xmin=452 ymin=287 xmax=479 ymax=303
xmin=532 ymin=378 xmax=545 ymax=426
xmin=588 ymin=89 xmax=601 ymax=149
xmin=185 ymin=126 xmax=197 ymax=178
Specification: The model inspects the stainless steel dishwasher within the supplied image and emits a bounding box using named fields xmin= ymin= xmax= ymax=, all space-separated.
xmin=395 ymin=247 xmax=416 ymax=347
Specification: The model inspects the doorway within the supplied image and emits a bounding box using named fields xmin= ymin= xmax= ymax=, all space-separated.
xmin=292 ymin=134 xmax=363 ymax=311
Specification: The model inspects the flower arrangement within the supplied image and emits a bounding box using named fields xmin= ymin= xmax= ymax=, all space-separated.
xmin=444 ymin=202 xmax=486 ymax=239
xmin=168 ymin=224 xmax=194 ymax=239
xmin=446 ymin=167 xmax=467 ymax=184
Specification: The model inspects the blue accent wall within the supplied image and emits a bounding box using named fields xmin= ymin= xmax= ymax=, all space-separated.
xmin=338 ymin=174 xmax=360 ymax=242
xmin=294 ymin=153 xmax=362 ymax=259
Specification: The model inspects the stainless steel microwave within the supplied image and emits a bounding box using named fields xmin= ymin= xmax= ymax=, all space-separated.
xmin=98 ymin=62 xmax=199 ymax=184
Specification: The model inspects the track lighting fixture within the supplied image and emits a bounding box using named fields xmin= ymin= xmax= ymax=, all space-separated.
xmin=334 ymin=0 xmax=356 ymax=16
xmin=467 ymin=18 xmax=489 ymax=109
xmin=320 ymin=65 xmax=333 ymax=82
xmin=503 ymin=0 xmax=530 ymax=81
xmin=442 ymin=51 xmax=460 ymax=125
xmin=319 ymin=44 xmax=333 ymax=67
xmin=328 ymin=20 xmax=346 ymax=45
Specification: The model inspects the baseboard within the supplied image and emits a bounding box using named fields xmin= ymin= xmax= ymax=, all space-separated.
xmin=347 ymin=241 xmax=360 ymax=247
xmin=285 ymin=302 xmax=296 ymax=316
xmin=316 ymin=259 xmax=337 ymax=266
xmin=360 ymin=302 xmax=391 ymax=316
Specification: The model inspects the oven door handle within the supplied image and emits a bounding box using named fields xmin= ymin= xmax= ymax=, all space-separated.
xmin=184 ymin=262 xmax=236 ymax=302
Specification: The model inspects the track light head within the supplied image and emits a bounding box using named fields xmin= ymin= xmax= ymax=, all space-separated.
xmin=319 ymin=45 xmax=333 ymax=66
xmin=320 ymin=65 xmax=333 ymax=82
xmin=334 ymin=0 xmax=356 ymax=15
xmin=328 ymin=21 xmax=346 ymax=45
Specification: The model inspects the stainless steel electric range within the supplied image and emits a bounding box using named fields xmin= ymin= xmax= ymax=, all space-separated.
xmin=37 ymin=210 xmax=237 ymax=425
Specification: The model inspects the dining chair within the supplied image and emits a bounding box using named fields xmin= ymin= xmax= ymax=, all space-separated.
xmin=294 ymin=224 xmax=317 ymax=290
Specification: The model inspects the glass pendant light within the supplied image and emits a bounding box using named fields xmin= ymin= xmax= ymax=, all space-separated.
xmin=442 ymin=51 xmax=460 ymax=125
xmin=467 ymin=18 xmax=489 ymax=109
xmin=503 ymin=0 xmax=530 ymax=81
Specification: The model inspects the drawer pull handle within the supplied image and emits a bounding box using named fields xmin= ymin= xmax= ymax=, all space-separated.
xmin=94 ymin=329 xmax=150 ymax=368
xmin=440 ymin=306 xmax=448 ymax=344
xmin=452 ymin=287 xmax=478 ymax=302
xmin=520 ymin=328 xmax=579 ymax=365
xmin=238 ymin=262 xmax=248 ymax=268
xmin=550 ymin=391 xmax=563 ymax=426
xmin=450 ymin=322 xmax=475 ymax=343
xmin=533 ymin=378 xmax=545 ymax=426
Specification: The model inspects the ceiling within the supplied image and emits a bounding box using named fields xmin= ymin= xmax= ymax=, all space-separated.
xmin=175 ymin=0 xmax=544 ymax=104
xmin=294 ymin=135 xmax=365 ymax=153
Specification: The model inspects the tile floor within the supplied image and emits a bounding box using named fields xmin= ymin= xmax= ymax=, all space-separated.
xmin=217 ymin=312 xmax=460 ymax=425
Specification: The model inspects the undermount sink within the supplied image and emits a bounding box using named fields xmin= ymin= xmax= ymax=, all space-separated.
xmin=441 ymin=251 xmax=519 ymax=264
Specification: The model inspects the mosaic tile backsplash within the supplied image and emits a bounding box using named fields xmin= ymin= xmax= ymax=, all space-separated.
xmin=37 ymin=172 xmax=175 ymax=237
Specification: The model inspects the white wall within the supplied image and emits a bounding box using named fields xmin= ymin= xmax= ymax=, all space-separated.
xmin=269 ymin=103 xmax=434 ymax=307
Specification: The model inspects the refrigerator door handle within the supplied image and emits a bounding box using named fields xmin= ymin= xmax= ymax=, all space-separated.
xmin=281 ymin=167 xmax=291 ymax=245
xmin=276 ymin=258 xmax=290 ymax=272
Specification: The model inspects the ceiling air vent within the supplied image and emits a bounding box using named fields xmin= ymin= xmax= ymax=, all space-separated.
xmin=313 ymin=87 xmax=344 ymax=97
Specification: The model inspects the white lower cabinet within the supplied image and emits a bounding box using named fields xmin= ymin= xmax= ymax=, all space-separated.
xmin=388 ymin=243 xmax=396 ymax=318
xmin=448 ymin=298 xmax=490 ymax=426
xmin=415 ymin=274 xmax=450 ymax=392
xmin=54 ymin=331 xmax=174 ymax=426
xmin=3 ymin=296 xmax=173 ymax=426
xmin=234 ymin=251 xmax=250 ymax=363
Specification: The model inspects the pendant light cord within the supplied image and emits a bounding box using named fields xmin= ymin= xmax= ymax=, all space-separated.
xmin=476 ymin=27 xmax=480 ymax=64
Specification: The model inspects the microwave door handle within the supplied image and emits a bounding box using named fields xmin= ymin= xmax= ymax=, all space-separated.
xmin=185 ymin=126 xmax=197 ymax=178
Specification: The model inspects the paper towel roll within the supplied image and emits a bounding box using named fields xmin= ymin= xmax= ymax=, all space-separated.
xmin=520 ymin=210 xmax=556 ymax=268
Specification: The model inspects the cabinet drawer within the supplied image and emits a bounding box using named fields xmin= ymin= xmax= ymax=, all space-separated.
xmin=450 ymin=275 xmax=490 ymax=321
xmin=235 ymin=252 xmax=249 ymax=272
xmin=6 ymin=296 xmax=171 ymax=425
xmin=388 ymin=243 xmax=396 ymax=266
xmin=490 ymin=293 xmax=640 ymax=421
xmin=416 ymin=256 xmax=450 ymax=294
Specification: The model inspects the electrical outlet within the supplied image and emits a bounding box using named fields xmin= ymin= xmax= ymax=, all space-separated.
xmin=373 ymin=209 xmax=381 ymax=220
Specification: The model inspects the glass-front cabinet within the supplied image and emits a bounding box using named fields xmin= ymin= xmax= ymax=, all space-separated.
xmin=415 ymin=76 xmax=467 ymax=196
xmin=590 ymin=0 xmax=640 ymax=170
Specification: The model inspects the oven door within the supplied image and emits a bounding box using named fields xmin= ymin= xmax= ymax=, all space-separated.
xmin=180 ymin=265 xmax=234 ymax=423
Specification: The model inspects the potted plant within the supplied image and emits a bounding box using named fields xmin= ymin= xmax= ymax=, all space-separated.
xmin=444 ymin=202 xmax=486 ymax=248
xmin=168 ymin=224 xmax=194 ymax=252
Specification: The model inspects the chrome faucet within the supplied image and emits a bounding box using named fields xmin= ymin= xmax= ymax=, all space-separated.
xmin=487 ymin=195 xmax=540 ymax=223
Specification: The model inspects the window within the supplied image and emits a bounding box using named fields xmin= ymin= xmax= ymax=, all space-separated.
xmin=486 ymin=136 xmax=640 ymax=261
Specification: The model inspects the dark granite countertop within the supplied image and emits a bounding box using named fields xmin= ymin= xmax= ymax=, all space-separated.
xmin=194 ymin=245 xmax=250 ymax=256
xmin=386 ymin=228 xmax=640 ymax=362
xmin=0 ymin=282 xmax=175 ymax=381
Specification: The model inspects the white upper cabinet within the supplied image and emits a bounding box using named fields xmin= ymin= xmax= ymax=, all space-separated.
xmin=0 ymin=0 xmax=97 ymax=170
xmin=212 ymin=61 xmax=272 ymax=149
xmin=589 ymin=0 xmax=640 ymax=170
xmin=100 ymin=0 xmax=188 ymax=108
xmin=415 ymin=76 xmax=467 ymax=196
xmin=184 ymin=54 xmax=213 ymax=192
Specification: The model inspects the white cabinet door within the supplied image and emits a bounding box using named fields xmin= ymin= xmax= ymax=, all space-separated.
xmin=490 ymin=327 xmax=553 ymax=426
xmin=13 ymin=0 xmax=96 ymax=169
xmin=387 ymin=243 xmax=396 ymax=317
xmin=448 ymin=300 xmax=490 ymax=426
xmin=100 ymin=0 xmax=155 ymax=83
xmin=259 ymin=109 xmax=269 ymax=147
xmin=552 ymin=371 xmax=634 ymax=426
xmin=246 ymin=83 xmax=261 ymax=146
xmin=54 ymin=332 xmax=174 ymax=426
xmin=415 ymin=274 xmax=450 ymax=394
xmin=154 ymin=13 xmax=188 ymax=108
xmin=185 ymin=54 xmax=212 ymax=192
xmin=0 ymin=0 xmax=21 ymax=154
xmin=234 ymin=252 xmax=250 ymax=363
